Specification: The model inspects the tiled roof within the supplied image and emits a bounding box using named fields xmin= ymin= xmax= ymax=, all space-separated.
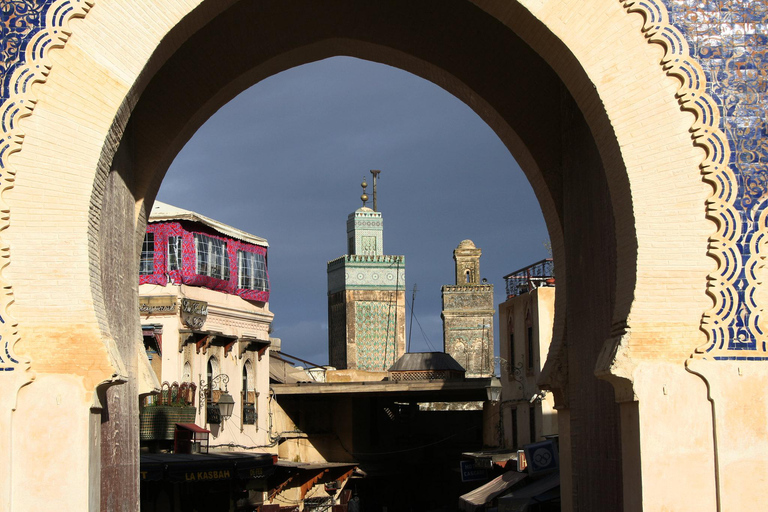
xmin=388 ymin=352 xmax=465 ymax=372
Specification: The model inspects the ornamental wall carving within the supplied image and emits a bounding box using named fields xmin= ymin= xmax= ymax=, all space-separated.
xmin=442 ymin=288 xmax=494 ymax=311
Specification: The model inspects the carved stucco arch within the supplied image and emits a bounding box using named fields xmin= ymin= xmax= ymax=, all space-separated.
xmin=1 ymin=0 xmax=728 ymax=384
xmin=0 ymin=0 xmax=753 ymax=509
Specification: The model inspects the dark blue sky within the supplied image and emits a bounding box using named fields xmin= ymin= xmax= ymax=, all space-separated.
xmin=158 ymin=56 xmax=548 ymax=365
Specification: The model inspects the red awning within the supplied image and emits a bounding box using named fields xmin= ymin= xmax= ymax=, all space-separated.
xmin=176 ymin=423 xmax=210 ymax=433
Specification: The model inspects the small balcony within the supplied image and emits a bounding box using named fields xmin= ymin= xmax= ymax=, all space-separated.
xmin=503 ymin=258 xmax=555 ymax=298
xmin=139 ymin=381 xmax=197 ymax=441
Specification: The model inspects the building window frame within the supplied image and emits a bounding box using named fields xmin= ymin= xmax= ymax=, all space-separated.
xmin=242 ymin=360 xmax=257 ymax=426
xmin=237 ymin=250 xmax=268 ymax=291
xmin=168 ymin=235 xmax=182 ymax=272
xmin=195 ymin=233 xmax=230 ymax=281
xmin=206 ymin=357 xmax=222 ymax=424
xmin=140 ymin=233 xmax=155 ymax=275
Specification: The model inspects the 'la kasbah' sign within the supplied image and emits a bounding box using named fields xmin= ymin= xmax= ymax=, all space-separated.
xmin=185 ymin=469 xmax=231 ymax=481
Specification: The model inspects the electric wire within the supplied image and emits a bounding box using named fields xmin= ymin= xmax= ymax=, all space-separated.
xmin=382 ymin=258 xmax=402 ymax=370
xmin=408 ymin=284 xmax=417 ymax=353
xmin=404 ymin=295 xmax=438 ymax=352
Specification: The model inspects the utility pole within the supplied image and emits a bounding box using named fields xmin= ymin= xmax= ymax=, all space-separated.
xmin=408 ymin=284 xmax=418 ymax=353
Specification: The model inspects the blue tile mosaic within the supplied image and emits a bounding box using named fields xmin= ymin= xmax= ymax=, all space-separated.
xmin=0 ymin=0 xmax=55 ymax=371
xmin=1 ymin=1 xmax=52 ymax=103
xmin=0 ymin=0 xmax=766 ymax=362
xmin=0 ymin=313 xmax=17 ymax=370
xmin=661 ymin=0 xmax=768 ymax=358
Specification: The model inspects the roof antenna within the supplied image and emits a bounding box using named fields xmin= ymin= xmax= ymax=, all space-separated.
xmin=370 ymin=170 xmax=381 ymax=211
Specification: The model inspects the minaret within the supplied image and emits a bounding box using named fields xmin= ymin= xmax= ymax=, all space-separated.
xmin=454 ymin=239 xmax=482 ymax=285
xmin=327 ymin=173 xmax=406 ymax=371
xmin=441 ymin=240 xmax=495 ymax=377
xmin=346 ymin=177 xmax=383 ymax=257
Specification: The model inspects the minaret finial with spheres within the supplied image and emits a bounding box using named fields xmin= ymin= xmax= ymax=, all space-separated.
xmin=361 ymin=178 xmax=369 ymax=207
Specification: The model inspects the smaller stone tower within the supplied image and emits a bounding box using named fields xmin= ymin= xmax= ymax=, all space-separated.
xmin=441 ymin=240 xmax=495 ymax=377
xmin=454 ymin=239 xmax=482 ymax=285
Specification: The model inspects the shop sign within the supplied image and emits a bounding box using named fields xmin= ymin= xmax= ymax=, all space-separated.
xmin=184 ymin=469 xmax=231 ymax=481
xmin=517 ymin=449 xmax=527 ymax=472
xmin=474 ymin=456 xmax=493 ymax=469
xmin=523 ymin=440 xmax=559 ymax=474
xmin=139 ymin=296 xmax=177 ymax=315
xmin=236 ymin=464 xmax=275 ymax=480
xmin=181 ymin=298 xmax=208 ymax=329
xmin=140 ymin=469 xmax=163 ymax=481
xmin=460 ymin=460 xmax=488 ymax=482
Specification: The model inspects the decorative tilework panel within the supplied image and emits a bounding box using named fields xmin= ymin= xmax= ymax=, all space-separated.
xmin=661 ymin=0 xmax=768 ymax=358
xmin=355 ymin=301 xmax=398 ymax=371
xmin=328 ymin=255 xmax=405 ymax=294
xmin=0 ymin=314 xmax=19 ymax=371
xmin=0 ymin=1 xmax=52 ymax=102
xmin=0 ymin=0 xmax=59 ymax=370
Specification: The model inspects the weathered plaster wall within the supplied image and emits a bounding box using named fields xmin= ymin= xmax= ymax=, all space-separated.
xmin=442 ymin=284 xmax=495 ymax=378
xmin=139 ymin=283 xmax=273 ymax=450
xmin=97 ymin=134 xmax=142 ymax=512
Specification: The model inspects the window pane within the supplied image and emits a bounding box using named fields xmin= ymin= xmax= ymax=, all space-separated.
xmin=223 ymin=247 xmax=230 ymax=281
xmin=168 ymin=236 xmax=182 ymax=271
xmin=140 ymin=233 xmax=154 ymax=275
xmin=195 ymin=234 xmax=229 ymax=280
xmin=238 ymin=251 xmax=251 ymax=289
xmin=210 ymin=238 xmax=229 ymax=280
xmin=212 ymin=239 xmax=222 ymax=278
xmin=253 ymin=253 xmax=268 ymax=291
xmin=195 ymin=234 xmax=209 ymax=275
xmin=237 ymin=250 xmax=268 ymax=291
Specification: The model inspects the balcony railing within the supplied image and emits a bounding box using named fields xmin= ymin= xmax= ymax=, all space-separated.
xmin=503 ymin=258 xmax=554 ymax=297
xmin=140 ymin=381 xmax=198 ymax=441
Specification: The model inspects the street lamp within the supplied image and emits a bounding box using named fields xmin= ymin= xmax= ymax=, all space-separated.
xmin=217 ymin=389 xmax=235 ymax=419
xmin=486 ymin=376 xmax=502 ymax=402
xmin=200 ymin=374 xmax=235 ymax=423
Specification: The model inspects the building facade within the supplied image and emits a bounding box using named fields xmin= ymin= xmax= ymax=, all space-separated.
xmin=327 ymin=204 xmax=406 ymax=371
xmin=138 ymin=202 xmax=274 ymax=450
xmin=442 ymin=240 xmax=494 ymax=378
xmin=497 ymin=259 xmax=557 ymax=449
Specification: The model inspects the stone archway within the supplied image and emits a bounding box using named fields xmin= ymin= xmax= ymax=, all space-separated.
xmin=1 ymin=1 xmax=763 ymax=511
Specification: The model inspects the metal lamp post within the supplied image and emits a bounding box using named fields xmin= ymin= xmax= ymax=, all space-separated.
xmin=200 ymin=374 xmax=235 ymax=424
xmin=486 ymin=376 xmax=502 ymax=402
xmin=216 ymin=388 xmax=235 ymax=419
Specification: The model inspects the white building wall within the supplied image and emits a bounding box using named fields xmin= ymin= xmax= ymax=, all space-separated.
xmin=139 ymin=283 xmax=274 ymax=450
xmin=497 ymin=286 xmax=556 ymax=448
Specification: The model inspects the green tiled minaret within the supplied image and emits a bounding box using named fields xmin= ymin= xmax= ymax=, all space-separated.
xmin=327 ymin=175 xmax=406 ymax=370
